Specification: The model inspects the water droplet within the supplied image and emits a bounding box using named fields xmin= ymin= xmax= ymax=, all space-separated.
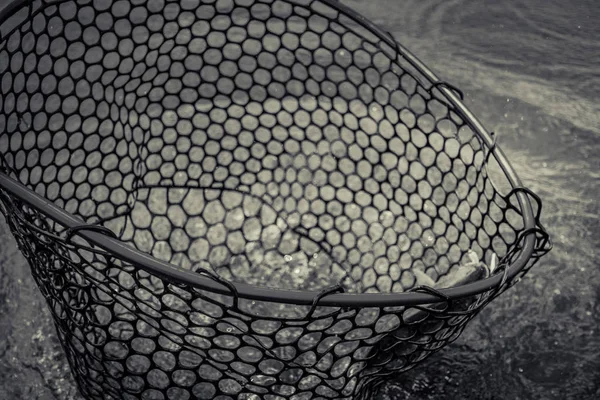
xmin=518 ymin=368 xmax=523 ymax=373
xmin=251 ymin=301 xmax=256 ymax=305
xmin=294 ymin=268 xmax=301 ymax=274
xmin=422 ymin=234 xmax=434 ymax=246
xmin=339 ymin=50 xmax=345 ymax=56
xmin=226 ymin=327 xmax=233 ymax=332
xmin=284 ymin=255 xmax=293 ymax=262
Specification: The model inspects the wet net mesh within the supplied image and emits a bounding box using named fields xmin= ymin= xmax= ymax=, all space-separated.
xmin=0 ymin=0 xmax=551 ymax=399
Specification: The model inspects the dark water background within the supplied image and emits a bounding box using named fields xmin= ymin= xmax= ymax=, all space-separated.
xmin=0 ymin=0 xmax=598 ymax=399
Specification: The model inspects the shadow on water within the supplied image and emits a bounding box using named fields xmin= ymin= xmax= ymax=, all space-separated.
xmin=0 ymin=0 xmax=599 ymax=399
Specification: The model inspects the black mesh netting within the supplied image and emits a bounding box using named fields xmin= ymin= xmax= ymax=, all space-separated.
xmin=0 ymin=0 xmax=551 ymax=399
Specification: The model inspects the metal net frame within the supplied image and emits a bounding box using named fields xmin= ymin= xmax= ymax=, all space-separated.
xmin=0 ymin=0 xmax=551 ymax=399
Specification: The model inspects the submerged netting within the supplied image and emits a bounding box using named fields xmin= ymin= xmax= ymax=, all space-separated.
xmin=0 ymin=0 xmax=551 ymax=399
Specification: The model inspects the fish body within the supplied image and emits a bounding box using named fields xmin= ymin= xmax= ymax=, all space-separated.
xmin=397 ymin=251 xmax=498 ymax=325
xmin=369 ymin=251 xmax=498 ymax=371
xmin=413 ymin=250 xmax=492 ymax=290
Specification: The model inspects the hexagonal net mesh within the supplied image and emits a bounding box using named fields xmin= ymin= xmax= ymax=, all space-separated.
xmin=0 ymin=0 xmax=551 ymax=399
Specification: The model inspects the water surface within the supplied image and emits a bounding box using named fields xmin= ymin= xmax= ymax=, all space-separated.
xmin=0 ymin=0 xmax=598 ymax=399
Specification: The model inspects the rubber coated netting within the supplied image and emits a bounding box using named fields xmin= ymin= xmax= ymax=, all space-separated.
xmin=0 ymin=0 xmax=550 ymax=399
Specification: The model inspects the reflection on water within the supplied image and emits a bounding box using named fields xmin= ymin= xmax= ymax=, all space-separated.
xmin=1 ymin=0 xmax=599 ymax=399
xmin=349 ymin=0 xmax=600 ymax=136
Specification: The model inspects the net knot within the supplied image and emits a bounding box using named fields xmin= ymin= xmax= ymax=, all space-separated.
xmin=406 ymin=285 xmax=452 ymax=318
xmin=196 ymin=267 xmax=240 ymax=309
xmin=308 ymin=283 xmax=346 ymax=317
xmin=63 ymin=224 xmax=118 ymax=243
xmin=431 ymin=81 xmax=465 ymax=100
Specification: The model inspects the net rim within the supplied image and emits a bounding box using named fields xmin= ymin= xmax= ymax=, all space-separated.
xmin=0 ymin=0 xmax=537 ymax=307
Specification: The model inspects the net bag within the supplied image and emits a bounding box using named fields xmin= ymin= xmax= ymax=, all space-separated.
xmin=0 ymin=0 xmax=552 ymax=399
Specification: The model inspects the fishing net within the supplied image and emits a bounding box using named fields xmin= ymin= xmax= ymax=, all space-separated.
xmin=0 ymin=0 xmax=551 ymax=399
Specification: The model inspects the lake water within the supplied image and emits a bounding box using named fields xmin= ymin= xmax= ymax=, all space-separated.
xmin=0 ymin=0 xmax=598 ymax=399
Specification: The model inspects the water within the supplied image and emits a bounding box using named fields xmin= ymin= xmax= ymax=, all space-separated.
xmin=1 ymin=0 xmax=599 ymax=399
xmin=109 ymin=186 xmax=353 ymax=291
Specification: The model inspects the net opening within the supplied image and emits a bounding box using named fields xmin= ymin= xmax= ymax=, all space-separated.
xmin=0 ymin=0 xmax=551 ymax=398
